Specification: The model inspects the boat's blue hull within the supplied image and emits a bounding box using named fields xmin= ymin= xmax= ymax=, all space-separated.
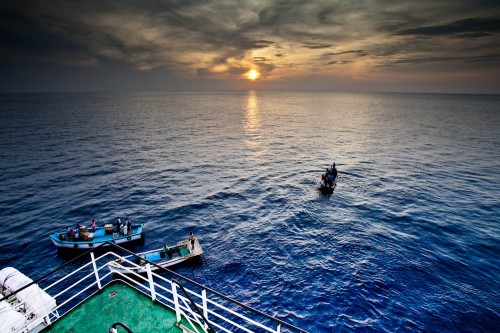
xmin=49 ymin=224 xmax=144 ymax=249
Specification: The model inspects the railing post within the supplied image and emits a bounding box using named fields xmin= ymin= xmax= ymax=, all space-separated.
xmin=171 ymin=282 xmax=181 ymax=323
xmin=90 ymin=252 xmax=101 ymax=290
xmin=202 ymin=289 xmax=208 ymax=329
xmin=145 ymin=263 xmax=156 ymax=301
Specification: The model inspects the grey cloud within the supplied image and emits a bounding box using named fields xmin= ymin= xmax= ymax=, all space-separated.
xmin=385 ymin=54 xmax=500 ymax=67
xmin=302 ymin=42 xmax=334 ymax=49
xmin=317 ymin=6 xmax=336 ymax=23
xmin=1 ymin=0 xmax=499 ymax=92
xmin=323 ymin=50 xmax=368 ymax=57
xmin=395 ymin=17 xmax=500 ymax=38
xmin=196 ymin=68 xmax=210 ymax=77
xmin=252 ymin=57 xmax=268 ymax=63
xmin=256 ymin=62 xmax=276 ymax=76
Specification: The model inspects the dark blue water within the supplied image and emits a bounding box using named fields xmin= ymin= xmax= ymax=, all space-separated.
xmin=0 ymin=91 xmax=499 ymax=332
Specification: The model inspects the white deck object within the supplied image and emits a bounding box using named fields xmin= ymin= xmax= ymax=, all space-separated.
xmin=0 ymin=267 xmax=58 ymax=333
xmin=0 ymin=300 xmax=27 ymax=332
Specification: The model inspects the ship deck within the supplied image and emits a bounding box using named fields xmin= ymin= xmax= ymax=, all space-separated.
xmin=41 ymin=280 xmax=202 ymax=333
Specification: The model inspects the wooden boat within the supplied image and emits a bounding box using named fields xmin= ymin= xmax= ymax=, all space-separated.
xmin=318 ymin=173 xmax=338 ymax=194
xmin=318 ymin=182 xmax=336 ymax=194
xmin=49 ymin=223 xmax=145 ymax=249
xmin=107 ymin=237 xmax=203 ymax=274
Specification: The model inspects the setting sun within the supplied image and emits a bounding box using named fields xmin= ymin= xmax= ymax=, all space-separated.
xmin=246 ymin=69 xmax=259 ymax=80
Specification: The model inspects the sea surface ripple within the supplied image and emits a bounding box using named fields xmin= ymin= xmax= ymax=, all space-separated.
xmin=0 ymin=91 xmax=499 ymax=332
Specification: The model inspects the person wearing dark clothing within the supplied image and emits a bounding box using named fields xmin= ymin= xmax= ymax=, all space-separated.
xmin=331 ymin=162 xmax=338 ymax=179
xmin=126 ymin=219 xmax=132 ymax=234
xmin=189 ymin=232 xmax=195 ymax=250
xmin=114 ymin=218 xmax=121 ymax=232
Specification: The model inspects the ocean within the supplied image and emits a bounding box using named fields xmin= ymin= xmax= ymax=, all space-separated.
xmin=0 ymin=91 xmax=499 ymax=332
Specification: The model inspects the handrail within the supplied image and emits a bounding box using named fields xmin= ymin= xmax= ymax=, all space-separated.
xmin=108 ymin=243 xmax=307 ymax=333
xmin=1 ymin=241 xmax=307 ymax=333
xmin=172 ymin=279 xmax=216 ymax=333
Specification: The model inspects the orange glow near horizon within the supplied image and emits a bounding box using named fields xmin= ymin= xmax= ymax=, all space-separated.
xmin=246 ymin=69 xmax=259 ymax=80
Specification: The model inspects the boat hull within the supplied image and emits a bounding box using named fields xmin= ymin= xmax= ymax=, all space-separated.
xmin=318 ymin=185 xmax=335 ymax=194
xmin=318 ymin=173 xmax=338 ymax=194
xmin=49 ymin=224 xmax=144 ymax=249
xmin=108 ymin=238 xmax=203 ymax=274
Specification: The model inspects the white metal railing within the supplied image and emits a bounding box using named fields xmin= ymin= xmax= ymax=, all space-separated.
xmin=9 ymin=248 xmax=306 ymax=333
xmin=96 ymin=251 xmax=305 ymax=333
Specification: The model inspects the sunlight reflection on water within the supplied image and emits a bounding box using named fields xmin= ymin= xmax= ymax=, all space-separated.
xmin=245 ymin=90 xmax=262 ymax=148
xmin=0 ymin=91 xmax=498 ymax=332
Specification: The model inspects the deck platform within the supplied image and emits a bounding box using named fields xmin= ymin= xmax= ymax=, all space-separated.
xmin=42 ymin=280 xmax=201 ymax=333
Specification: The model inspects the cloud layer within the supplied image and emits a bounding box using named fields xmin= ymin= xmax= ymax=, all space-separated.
xmin=1 ymin=0 xmax=499 ymax=92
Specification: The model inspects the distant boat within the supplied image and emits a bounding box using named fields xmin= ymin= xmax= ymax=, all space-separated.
xmin=318 ymin=168 xmax=339 ymax=194
xmin=49 ymin=223 xmax=145 ymax=249
xmin=318 ymin=179 xmax=337 ymax=194
xmin=107 ymin=237 xmax=203 ymax=274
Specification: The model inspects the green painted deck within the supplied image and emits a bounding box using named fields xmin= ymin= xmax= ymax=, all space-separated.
xmin=42 ymin=280 xmax=202 ymax=333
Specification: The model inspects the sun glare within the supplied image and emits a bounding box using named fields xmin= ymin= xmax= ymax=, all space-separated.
xmin=246 ymin=69 xmax=259 ymax=80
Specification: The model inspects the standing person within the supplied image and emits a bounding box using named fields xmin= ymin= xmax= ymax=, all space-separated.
xmin=331 ymin=162 xmax=338 ymax=179
xmin=91 ymin=218 xmax=96 ymax=232
xmin=189 ymin=232 xmax=195 ymax=250
xmin=126 ymin=219 xmax=131 ymax=234
xmin=114 ymin=218 xmax=121 ymax=232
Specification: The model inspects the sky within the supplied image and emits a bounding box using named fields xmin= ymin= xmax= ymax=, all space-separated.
xmin=1 ymin=0 xmax=499 ymax=93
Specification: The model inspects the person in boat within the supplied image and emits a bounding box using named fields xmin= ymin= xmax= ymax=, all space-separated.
xmin=331 ymin=162 xmax=338 ymax=180
xmin=120 ymin=221 xmax=127 ymax=235
xmin=189 ymin=232 xmax=195 ymax=250
xmin=114 ymin=218 xmax=121 ymax=232
xmin=162 ymin=244 xmax=170 ymax=259
xmin=322 ymin=168 xmax=332 ymax=188
xmin=322 ymin=168 xmax=330 ymax=188
xmin=91 ymin=218 xmax=96 ymax=232
xmin=70 ymin=228 xmax=76 ymax=241
xmin=74 ymin=228 xmax=80 ymax=241
xmin=327 ymin=172 xmax=333 ymax=186
xmin=66 ymin=226 xmax=72 ymax=239
xmin=126 ymin=218 xmax=131 ymax=234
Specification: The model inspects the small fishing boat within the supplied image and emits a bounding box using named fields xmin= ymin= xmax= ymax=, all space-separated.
xmin=318 ymin=163 xmax=339 ymax=194
xmin=108 ymin=237 xmax=203 ymax=274
xmin=49 ymin=222 xmax=145 ymax=249
xmin=318 ymin=179 xmax=337 ymax=194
